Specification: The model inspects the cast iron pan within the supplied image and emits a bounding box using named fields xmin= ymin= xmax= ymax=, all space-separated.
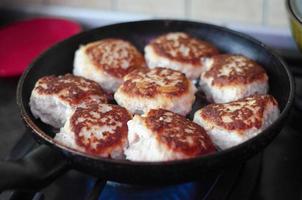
xmin=0 ymin=20 xmax=294 ymax=191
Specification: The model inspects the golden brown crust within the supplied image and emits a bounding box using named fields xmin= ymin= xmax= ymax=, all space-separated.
xmin=119 ymin=67 xmax=190 ymax=98
xmin=199 ymin=95 xmax=278 ymax=132
xmin=86 ymin=38 xmax=146 ymax=78
xmin=145 ymin=109 xmax=215 ymax=156
xmin=35 ymin=74 xmax=108 ymax=105
xmin=70 ymin=104 xmax=132 ymax=156
xmin=203 ymin=54 xmax=268 ymax=87
xmin=148 ymin=32 xmax=218 ymax=65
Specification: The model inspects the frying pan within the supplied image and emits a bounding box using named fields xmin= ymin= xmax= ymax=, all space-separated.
xmin=0 ymin=20 xmax=294 ymax=191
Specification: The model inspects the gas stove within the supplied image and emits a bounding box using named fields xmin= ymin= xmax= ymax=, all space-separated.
xmin=0 ymin=6 xmax=302 ymax=200
xmin=0 ymin=48 xmax=301 ymax=200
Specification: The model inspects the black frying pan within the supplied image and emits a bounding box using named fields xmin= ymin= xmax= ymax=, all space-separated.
xmin=0 ymin=20 xmax=294 ymax=191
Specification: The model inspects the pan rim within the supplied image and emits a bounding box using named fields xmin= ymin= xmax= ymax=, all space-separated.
xmin=16 ymin=19 xmax=295 ymax=167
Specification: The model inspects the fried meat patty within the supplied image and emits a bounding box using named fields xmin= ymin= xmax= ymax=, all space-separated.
xmin=125 ymin=109 xmax=215 ymax=161
xmin=114 ymin=67 xmax=196 ymax=115
xmin=74 ymin=38 xmax=146 ymax=93
xmin=30 ymin=74 xmax=108 ymax=128
xmin=193 ymin=95 xmax=279 ymax=150
xmin=145 ymin=32 xmax=218 ymax=79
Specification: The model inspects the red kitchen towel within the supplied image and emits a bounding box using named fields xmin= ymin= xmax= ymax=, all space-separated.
xmin=0 ymin=17 xmax=82 ymax=77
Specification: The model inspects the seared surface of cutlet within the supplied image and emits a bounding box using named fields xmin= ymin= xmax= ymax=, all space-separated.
xmin=34 ymin=74 xmax=108 ymax=105
xmin=85 ymin=39 xmax=146 ymax=79
xmin=148 ymin=32 xmax=218 ymax=64
xmin=203 ymin=54 xmax=268 ymax=87
xmin=121 ymin=67 xmax=189 ymax=98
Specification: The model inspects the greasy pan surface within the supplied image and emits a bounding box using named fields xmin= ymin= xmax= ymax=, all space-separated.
xmin=17 ymin=20 xmax=294 ymax=184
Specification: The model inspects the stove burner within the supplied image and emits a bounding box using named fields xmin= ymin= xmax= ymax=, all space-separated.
xmin=99 ymin=181 xmax=208 ymax=200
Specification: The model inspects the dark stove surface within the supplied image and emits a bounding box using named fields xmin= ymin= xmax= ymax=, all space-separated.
xmin=0 ymin=59 xmax=302 ymax=200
